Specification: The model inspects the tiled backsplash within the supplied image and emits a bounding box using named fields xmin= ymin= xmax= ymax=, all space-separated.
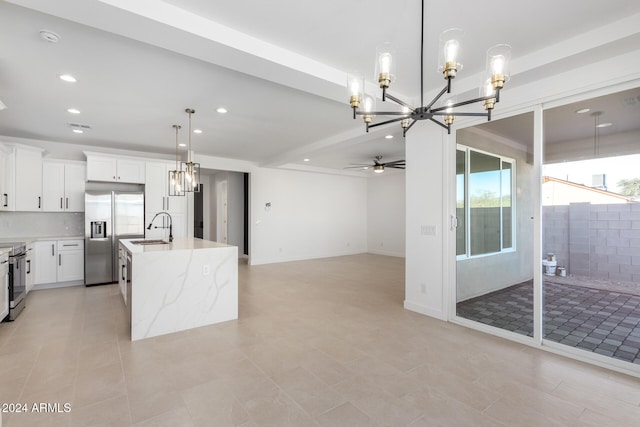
xmin=0 ymin=212 xmax=84 ymax=239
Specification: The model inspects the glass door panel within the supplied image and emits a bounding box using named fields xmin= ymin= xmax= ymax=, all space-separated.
xmin=456 ymin=112 xmax=535 ymax=337
xmin=542 ymin=87 xmax=640 ymax=364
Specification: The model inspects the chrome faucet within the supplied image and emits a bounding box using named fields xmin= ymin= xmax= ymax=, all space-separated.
xmin=146 ymin=211 xmax=173 ymax=242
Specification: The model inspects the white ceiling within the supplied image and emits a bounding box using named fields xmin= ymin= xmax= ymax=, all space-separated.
xmin=1 ymin=0 xmax=639 ymax=172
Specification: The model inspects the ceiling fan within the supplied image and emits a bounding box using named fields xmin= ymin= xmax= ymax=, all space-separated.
xmin=344 ymin=156 xmax=406 ymax=173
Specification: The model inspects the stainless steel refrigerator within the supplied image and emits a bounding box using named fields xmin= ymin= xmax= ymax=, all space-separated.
xmin=85 ymin=190 xmax=145 ymax=285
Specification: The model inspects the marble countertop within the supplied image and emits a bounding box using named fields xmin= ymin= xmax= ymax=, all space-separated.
xmin=121 ymin=237 xmax=233 ymax=254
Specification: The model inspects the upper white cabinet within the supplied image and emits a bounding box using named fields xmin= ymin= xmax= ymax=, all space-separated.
xmin=42 ymin=160 xmax=86 ymax=212
xmin=14 ymin=146 xmax=44 ymax=212
xmin=0 ymin=145 xmax=13 ymax=211
xmin=86 ymin=153 xmax=145 ymax=184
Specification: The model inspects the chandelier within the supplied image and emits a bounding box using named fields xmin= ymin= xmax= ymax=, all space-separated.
xmin=347 ymin=0 xmax=511 ymax=136
xmin=181 ymin=108 xmax=200 ymax=193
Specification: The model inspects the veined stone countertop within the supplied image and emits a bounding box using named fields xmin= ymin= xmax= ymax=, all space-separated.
xmin=120 ymin=237 xmax=232 ymax=254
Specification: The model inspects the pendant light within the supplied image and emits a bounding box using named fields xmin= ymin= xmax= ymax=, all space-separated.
xmin=168 ymin=124 xmax=185 ymax=197
xmin=181 ymin=108 xmax=200 ymax=192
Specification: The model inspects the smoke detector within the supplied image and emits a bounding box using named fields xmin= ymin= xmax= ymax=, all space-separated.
xmin=39 ymin=29 xmax=60 ymax=43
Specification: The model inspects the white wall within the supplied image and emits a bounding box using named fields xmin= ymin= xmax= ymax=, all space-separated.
xmin=249 ymin=167 xmax=367 ymax=265
xmin=404 ymin=124 xmax=448 ymax=320
xmin=367 ymin=172 xmax=405 ymax=257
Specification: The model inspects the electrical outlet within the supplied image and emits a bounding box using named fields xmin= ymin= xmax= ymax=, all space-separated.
xmin=202 ymin=265 xmax=210 ymax=276
xmin=420 ymin=283 xmax=427 ymax=294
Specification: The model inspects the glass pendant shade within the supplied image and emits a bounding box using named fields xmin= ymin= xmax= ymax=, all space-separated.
xmin=168 ymin=124 xmax=185 ymax=197
xmin=182 ymin=108 xmax=200 ymax=193
xmin=438 ymin=28 xmax=464 ymax=78
xmin=168 ymin=169 xmax=185 ymax=196
xmin=181 ymin=160 xmax=200 ymax=193
xmin=485 ymin=44 xmax=512 ymax=89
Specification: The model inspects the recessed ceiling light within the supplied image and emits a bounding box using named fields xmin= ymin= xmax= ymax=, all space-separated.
xmin=39 ymin=29 xmax=60 ymax=43
xmin=59 ymin=74 xmax=77 ymax=83
xmin=178 ymin=143 xmax=187 ymax=147
xmin=385 ymin=135 xmax=394 ymax=139
xmin=575 ymin=108 xmax=590 ymax=114
xmin=193 ymin=129 xmax=203 ymax=134
xmin=363 ymin=166 xmax=369 ymax=170
xmin=67 ymin=108 xmax=80 ymax=114
xmin=597 ymin=122 xmax=613 ymax=128
xmin=216 ymin=107 xmax=228 ymax=114
xmin=72 ymin=129 xmax=83 ymax=134
xmin=303 ymin=158 xmax=310 ymax=162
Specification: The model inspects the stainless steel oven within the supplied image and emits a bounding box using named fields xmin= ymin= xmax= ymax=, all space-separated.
xmin=6 ymin=242 xmax=26 ymax=321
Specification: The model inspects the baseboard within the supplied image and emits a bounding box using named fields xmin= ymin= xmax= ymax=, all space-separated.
xmin=367 ymin=249 xmax=406 ymax=258
xmin=32 ymin=280 xmax=84 ymax=291
xmin=404 ymin=300 xmax=447 ymax=321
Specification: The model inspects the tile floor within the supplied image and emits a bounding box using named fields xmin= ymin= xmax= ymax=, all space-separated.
xmin=0 ymin=254 xmax=639 ymax=426
xmin=456 ymin=280 xmax=640 ymax=364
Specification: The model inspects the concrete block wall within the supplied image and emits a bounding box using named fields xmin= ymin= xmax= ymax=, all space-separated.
xmin=543 ymin=202 xmax=640 ymax=282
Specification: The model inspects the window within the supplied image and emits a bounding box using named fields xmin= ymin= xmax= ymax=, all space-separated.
xmin=456 ymin=145 xmax=515 ymax=257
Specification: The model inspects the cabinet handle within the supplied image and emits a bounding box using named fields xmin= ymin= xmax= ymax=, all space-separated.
xmin=26 ymin=259 xmax=31 ymax=274
xmin=66 ymin=198 xmax=69 ymax=209
xmin=51 ymin=244 xmax=54 ymax=256
xmin=113 ymin=175 xmax=116 ymax=180
xmin=60 ymin=197 xmax=63 ymax=209
xmin=3 ymin=193 xmax=7 ymax=207
xmin=118 ymin=176 xmax=121 ymax=180
xmin=167 ymin=197 xmax=170 ymax=211
xmin=121 ymin=264 xmax=125 ymax=281
xmin=63 ymin=244 xmax=78 ymax=247
xmin=59 ymin=254 xmax=61 ymax=266
xmin=38 ymin=196 xmax=41 ymax=209
xmin=162 ymin=197 xmax=165 ymax=210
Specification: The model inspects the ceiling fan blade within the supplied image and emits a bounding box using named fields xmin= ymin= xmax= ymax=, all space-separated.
xmin=387 ymin=165 xmax=406 ymax=169
xmin=382 ymin=160 xmax=405 ymax=166
xmin=344 ymin=166 xmax=370 ymax=169
xmin=348 ymin=163 xmax=373 ymax=166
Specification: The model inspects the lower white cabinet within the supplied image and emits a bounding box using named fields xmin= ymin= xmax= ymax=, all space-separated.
xmin=34 ymin=239 xmax=84 ymax=285
xmin=118 ymin=244 xmax=127 ymax=304
xmin=35 ymin=241 xmax=57 ymax=285
xmin=57 ymin=240 xmax=84 ymax=282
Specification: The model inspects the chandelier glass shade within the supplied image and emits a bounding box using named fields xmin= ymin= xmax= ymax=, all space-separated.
xmin=347 ymin=0 xmax=511 ymax=136
xmin=168 ymin=124 xmax=185 ymax=197
xmin=181 ymin=108 xmax=200 ymax=193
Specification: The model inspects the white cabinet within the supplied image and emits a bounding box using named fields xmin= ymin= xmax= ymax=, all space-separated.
xmin=0 ymin=146 xmax=14 ymax=211
xmin=34 ymin=239 xmax=84 ymax=285
xmin=35 ymin=241 xmax=57 ymax=285
xmin=14 ymin=146 xmax=44 ymax=211
xmin=26 ymin=243 xmax=35 ymax=293
xmin=42 ymin=160 xmax=86 ymax=212
xmin=145 ymin=161 xmax=187 ymax=241
xmin=118 ymin=244 xmax=127 ymax=304
xmin=57 ymin=240 xmax=84 ymax=282
xmin=86 ymin=154 xmax=145 ymax=184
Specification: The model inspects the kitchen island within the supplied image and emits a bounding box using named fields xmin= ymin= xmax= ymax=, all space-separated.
xmin=120 ymin=237 xmax=238 ymax=341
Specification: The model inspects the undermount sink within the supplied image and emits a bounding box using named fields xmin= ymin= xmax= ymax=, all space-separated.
xmin=130 ymin=239 xmax=169 ymax=245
